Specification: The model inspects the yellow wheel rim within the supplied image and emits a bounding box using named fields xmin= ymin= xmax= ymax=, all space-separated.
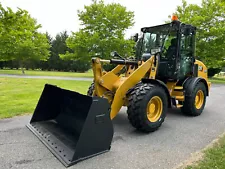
xmin=195 ymin=90 xmax=204 ymax=109
xmin=147 ymin=96 xmax=163 ymax=122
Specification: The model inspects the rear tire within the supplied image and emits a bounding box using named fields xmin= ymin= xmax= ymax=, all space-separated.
xmin=127 ymin=83 xmax=168 ymax=133
xmin=181 ymin=82 xmax=207 ymax=116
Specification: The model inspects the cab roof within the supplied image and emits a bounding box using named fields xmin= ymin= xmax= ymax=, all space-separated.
xmin=141 ymin=21 xmax=196 ymax=34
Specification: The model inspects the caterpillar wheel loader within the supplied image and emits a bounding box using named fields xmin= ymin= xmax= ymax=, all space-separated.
xmin=27 ymin=16 xmax=211 ymax=167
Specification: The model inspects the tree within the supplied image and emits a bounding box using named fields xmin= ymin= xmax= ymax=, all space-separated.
xmin=48 ymin=31 xmax=69 ymax=70
xmin=48 ymin=31 xmax=90 ymax=72
xmin=46 ymin=32 xmax=53 ymax=46
xmin=170 ymin=0 xmax=225 ymax=75
xmin=0 ymin=4 xmax=50 ymax=73
xmin=61 ymin=0 xmax=135 ymax=67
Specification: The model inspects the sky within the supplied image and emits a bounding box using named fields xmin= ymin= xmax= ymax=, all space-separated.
xmin=1 ymin=0 xmax=202 ymax=38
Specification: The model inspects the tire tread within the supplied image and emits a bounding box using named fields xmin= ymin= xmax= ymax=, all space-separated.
xmin=127 ymin=83 xmax=167 ymax=132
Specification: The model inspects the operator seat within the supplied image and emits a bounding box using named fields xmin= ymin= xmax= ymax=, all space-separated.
xmin=157 ymin=38 xmax=178 ymax=80
xmin=166 ymin=38 xmax=177 ymax=60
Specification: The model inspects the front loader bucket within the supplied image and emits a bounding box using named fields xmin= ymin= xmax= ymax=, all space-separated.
xmin=26 ymin=84 xmax=114 ymax=167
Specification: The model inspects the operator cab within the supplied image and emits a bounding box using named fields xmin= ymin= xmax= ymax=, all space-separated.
xmin=138 ymin=16 xmax=197 ymax=81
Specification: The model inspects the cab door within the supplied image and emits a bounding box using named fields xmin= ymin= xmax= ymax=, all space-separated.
xmin=178 ymin=28 xmax=195 ymax=79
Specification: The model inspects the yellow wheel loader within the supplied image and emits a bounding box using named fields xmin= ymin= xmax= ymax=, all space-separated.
xmin=27 ymin=16 xmax=211 ymax=167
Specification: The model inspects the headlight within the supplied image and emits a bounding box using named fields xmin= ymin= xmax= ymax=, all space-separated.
xmin=110 ymin=51 xmax=116 ymax=57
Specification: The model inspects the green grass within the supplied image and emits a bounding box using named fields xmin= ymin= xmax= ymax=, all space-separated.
xmin=0 ymin=69 xmax=93 ymax=78
xmin=209 ymin=77 xmax=225 ymax=84
xmin=0 ymin=77 xmax=92 ymax=119
xmin=186 ymin=134 xmax=225 ymax=169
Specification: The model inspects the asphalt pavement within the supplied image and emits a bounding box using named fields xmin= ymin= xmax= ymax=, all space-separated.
xmin=0 ymin=84 xmax=225 ymax=169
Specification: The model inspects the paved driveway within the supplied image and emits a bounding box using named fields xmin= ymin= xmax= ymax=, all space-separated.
xmin=0 ymin=74 xmax=93 ymax=81
xmin=0 ymin=84 xmax=225 ymax=169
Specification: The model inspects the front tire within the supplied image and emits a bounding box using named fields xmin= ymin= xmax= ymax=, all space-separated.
xmin=127 ymin=83 xmax=168 ymax=133
xmin=181 ymin=82 xmax=207 ymax=116
xmin=87 ymin=82 xmax=95 ymax=96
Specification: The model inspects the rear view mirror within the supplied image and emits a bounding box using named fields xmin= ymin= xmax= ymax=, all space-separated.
xmin=133 ymin=33 xmax=139 ymax=42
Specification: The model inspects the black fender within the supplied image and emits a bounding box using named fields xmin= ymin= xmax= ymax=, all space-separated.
xmin=183 ymin=77 xmax=209 ymax=97
xmin=141 ymin=78 xmax=172 ymax=108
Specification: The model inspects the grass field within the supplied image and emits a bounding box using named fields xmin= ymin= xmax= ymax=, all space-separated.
xmin=186 ymin=134 xmax=225 ymax=169
xmin=209 ymin=77 xmax=225 ymax=84
xmin=0 ymin=69 xmax=93 ymax=78
xmin=0 ymin=77 xmax=92 ymax=119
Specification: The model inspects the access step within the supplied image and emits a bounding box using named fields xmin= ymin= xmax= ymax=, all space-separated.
xmin=174 ymin=86 xmax=183 ymax=91
xmin=175 ymin=95 xmax=184 ymax=101
xmin=176 ymin=104 xmax=183 ymax=108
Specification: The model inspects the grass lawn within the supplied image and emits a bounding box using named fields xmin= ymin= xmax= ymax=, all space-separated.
xmin=209 ymin=77 xmax=225 ymax=84
xmin=0 ymin=77 xmax=92 ymax=119
xmin=0 ymin=69 xmax=93 ymax=78
xmin=186 ymin=134 xmax=225 ymax=169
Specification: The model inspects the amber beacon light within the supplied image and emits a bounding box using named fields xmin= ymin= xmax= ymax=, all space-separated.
xmin=172 ymin=15 xmax=179 ymax=21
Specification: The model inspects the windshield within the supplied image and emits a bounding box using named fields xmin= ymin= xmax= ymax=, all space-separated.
xmin=140 ymin=23 xmax=179 ymax=57
xmin=142 ymin=32 xmax=168 ymax=54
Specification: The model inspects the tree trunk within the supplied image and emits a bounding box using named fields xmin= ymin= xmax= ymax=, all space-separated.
xmin=20 ymin=61 xmax=25 ymax=74
xmin=22 ymin=67 xmax=25 ymax=74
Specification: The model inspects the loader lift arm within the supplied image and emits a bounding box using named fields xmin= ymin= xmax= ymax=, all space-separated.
xmin=92 ymin=55 xmax=159 ymax=119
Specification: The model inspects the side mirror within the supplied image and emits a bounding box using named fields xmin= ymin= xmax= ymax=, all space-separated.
xmin=133 ymin=33 xmax=139 ymax=42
